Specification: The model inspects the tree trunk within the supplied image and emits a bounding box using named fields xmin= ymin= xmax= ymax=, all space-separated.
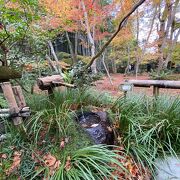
xmin=135 ymin=9 xmax=140 ymax=78
xmin=85 ymin=0 xmax=146 ymax=71
xmin=112 ymin=59 xmax=117 ymax=73
xmin=164 ymin=29 xmax=180 ymax=68
xmin=135 ymin=61 xmax=139 ymax=78
xmin=46 ymin=54 xmax=58 ymax=73
xmin=80 ymin=0 xmax=97 ymax=74
xmin=0 ymin=43 xmax=8 ymax=66
xmin=124 ymin=45 xmax=130 ymax=75
xmin=82 ymin=46 xmax=85 ymax=56
xmin=157 ymin=0 xmax=179 ymax=73
xmin=138 ymin=4 xmax=157 ymax=66
xmin=75 ymin=32 xmax=78 ymax=61
xmin=157 ymin=4 xmax=166 ymax=73
xmin=65 ymin=31 xmax=77 ymax=64
xmin=0 ymin=25 xmax=10 ymax=67
xmin=102 ymin=53 xmax=113 ymax=86
xmin=47 ymin=40 xmax=63 ymax=76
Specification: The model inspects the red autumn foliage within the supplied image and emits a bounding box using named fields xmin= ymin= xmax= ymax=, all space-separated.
xmin=39 ymin=0 xmax=114 ymax=41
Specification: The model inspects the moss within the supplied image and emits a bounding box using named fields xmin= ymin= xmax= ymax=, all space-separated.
xmin=0 ymin=66 xmax=22 ymax=81
xmin=57 ymin=52 xmax=91 ymax=65
xmin=61 ymin=58 xmax=73 ymax=65
xmin=57 ymin=52 xmax=71 ymax=59
xmin=77 ymin=55 xmax=91 ymax=64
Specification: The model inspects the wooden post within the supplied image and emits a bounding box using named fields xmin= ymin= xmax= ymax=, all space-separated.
xmin=153 ymin=86 xmax=159 ymax=97
xmin=47 ymin=87 xmax=54 ymax=100
xmin=12 ymin=86 xmax=26 ymax=108
xmin=0 ymin=82 xmax=22 ymax=125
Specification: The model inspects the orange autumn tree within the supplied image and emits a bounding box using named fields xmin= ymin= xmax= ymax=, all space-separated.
xmin=111 ymin=0 xmax=157 ymax=75
xmin=109 ymin=0 xmax=138 ymax=73
xmin=40 ymin=0 xmax=114 ymax=73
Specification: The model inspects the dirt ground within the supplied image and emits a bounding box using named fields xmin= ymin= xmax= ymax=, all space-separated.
xmin=95 ymin=73 xmax=180 ymax=96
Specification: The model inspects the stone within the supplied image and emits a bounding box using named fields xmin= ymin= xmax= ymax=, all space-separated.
xmin=75 ymin=111 xmax=114 ymax=145
xmin=155 ymin=156 xmax=180 ymax=180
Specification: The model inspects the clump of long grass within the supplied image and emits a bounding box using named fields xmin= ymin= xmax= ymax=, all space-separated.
xmin=2 ymin=124 xmax=127 ymax=179
xmin=0 ymin=88 xmax=123 ymax=179
xmin=53 ymin=145 xmax=126 ymax=180
xmin=26 ymin=88 xmax=114 ymax=112
xmin=25 ymin=102 xmax=73 ymax=143
xmin=115 ymin=93 xmax=180 ymax=176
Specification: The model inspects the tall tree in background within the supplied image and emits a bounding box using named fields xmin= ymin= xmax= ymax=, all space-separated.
xmin=40 ymin=0 xmax=113 ymax=73
xmin=156 ymin=0 xmax=180 ymax=72
xmin=111 ymin=0 xmax=140 ymax=74
xmin=80 ymin=0 xmax=97 ymax=73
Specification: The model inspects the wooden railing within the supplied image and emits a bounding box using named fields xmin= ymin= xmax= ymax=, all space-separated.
xmin=127 ymin=80 xmax=180 ymax=96
xmin=0 ymin=82 xmax=30 ymax=125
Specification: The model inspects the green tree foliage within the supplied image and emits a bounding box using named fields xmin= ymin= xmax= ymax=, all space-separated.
xmin=0 ymin=0 xmax=39 ymax=65
xmin=172 ymin=43 xmax=180 ymax=64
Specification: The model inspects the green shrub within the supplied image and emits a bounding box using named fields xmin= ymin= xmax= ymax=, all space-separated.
xmin=149 ymin=70 xmax=174 ymax=80
xmin=53 ymin=145 xmax=126 ymax=180
xmin=57 ymin=52 xmax=91 ymax=65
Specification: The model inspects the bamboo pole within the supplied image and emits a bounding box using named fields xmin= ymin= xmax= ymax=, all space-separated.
xmin=0 ymin=107 xmax=29 ymax=114
xmin=0 ymin=82 xmax=22 ymax=125
xmin=52 ymin=81 xmax=76 ymax=88
xmin=12 ymin=86 xmax=26 ymax=108
xmin=37 ymin=75 xmax=63 ymax=90
xmin=128 ymin=80 xmax=180 ymax=89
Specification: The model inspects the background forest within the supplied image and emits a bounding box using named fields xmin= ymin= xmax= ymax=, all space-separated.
xmin=0 ymin=0 xmax=180 ymax=79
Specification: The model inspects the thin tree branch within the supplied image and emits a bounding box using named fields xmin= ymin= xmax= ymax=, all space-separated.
xmin=85 ymin=0 xmax=146 ymax=70
xmin=0 ymin=35 xmax=10 ymax=46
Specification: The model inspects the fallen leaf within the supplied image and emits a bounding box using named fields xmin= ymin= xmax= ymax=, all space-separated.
xmin=117 ymin=136 xmax=123 ymax=144
xmin=65 ymin=156 xmax=71 ymax=171
xmin=110 ymin=146 xmax=152 ymax=180
xmin=70 ymin=104 xmax=79 ymax=110
xmin=60 ymin=140 xmax=65 ymax=149
xmin=34 ymin=166 xmax=40 ymax=171
xmin=43 ymin=154 xmax=56 ymax=167
xmin=1 ymin=154 xmax=7 ymax=159
xmin=14 ymin=151 xmax=22 ymax=157
xmin=43 ymin=153 xmax=61 ymax=176
xmin=6 ymin=151 xmax=21 ymax=176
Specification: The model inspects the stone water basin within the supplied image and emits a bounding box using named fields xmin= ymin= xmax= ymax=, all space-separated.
xmin=75 ymin=111 xmax=114 ymax=145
